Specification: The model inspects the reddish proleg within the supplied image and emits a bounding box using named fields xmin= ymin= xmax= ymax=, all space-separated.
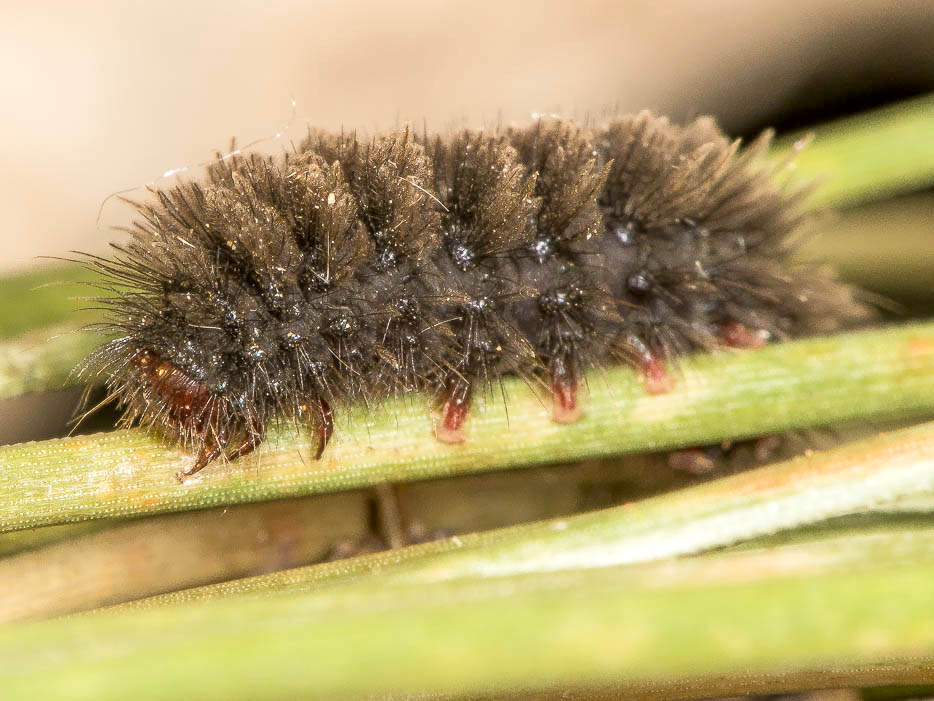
xmin=435 ymin=376 xmax=472 ymax=443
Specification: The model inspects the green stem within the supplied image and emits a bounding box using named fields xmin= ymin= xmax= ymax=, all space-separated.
xmin=4 ymin=524 xmax=934 ymax=699
xmin=126 ymin=418 xmax=934 ymax=606
xmin=0 ymin=265 xmax=98 ymax=340
xmin=772 ymin=92 xmax=934 ymax=207
xmin=0 ymin=493 xmax=369 ymax=623
xmin=0 ymin=324 xmax=102 ymax=400
xmin=2 ymin=323 xmax=934 ymax=533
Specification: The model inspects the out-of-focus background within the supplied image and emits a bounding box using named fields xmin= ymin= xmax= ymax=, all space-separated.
xmin=3 ymin=0 xmax=934 ymax=272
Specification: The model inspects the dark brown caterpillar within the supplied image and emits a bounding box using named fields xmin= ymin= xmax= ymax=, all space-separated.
xmin=80 ymin=113 xmax=869 ymax=480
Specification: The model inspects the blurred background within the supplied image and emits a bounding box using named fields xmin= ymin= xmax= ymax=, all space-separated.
xmin=3 ymin=0 xmax=934 ymax=272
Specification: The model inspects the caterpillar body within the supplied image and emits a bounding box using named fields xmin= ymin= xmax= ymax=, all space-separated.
xmin=82 ymin=113 xmax=868 ymax=480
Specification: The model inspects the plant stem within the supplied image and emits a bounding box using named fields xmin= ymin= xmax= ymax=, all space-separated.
xmin=0 ymin=324 xmax=101 ymax=400
xmin=0 ymin=493 xmax=368 ymax=623
xmin=0 ymin=265 xmax=97 ymax=340
xmin=773 ymin=91 xmax=934 ymax=207
xmin=124 ymin=418 xmax=934 ymax=606
xmin=2 ymin=323 xmax=934 ymax=533
xmin=4 ymin=523 xmax=934 ymax=699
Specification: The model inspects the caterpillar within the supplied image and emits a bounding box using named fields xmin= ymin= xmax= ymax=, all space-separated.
xmin=80 ymin=112 xmax=869 ymax=481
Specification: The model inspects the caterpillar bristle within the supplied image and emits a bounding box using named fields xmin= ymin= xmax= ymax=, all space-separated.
xmin=79 ymin=113 xmax=871 ymax=479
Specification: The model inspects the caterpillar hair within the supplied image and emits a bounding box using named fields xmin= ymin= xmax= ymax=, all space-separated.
xmin=79 ymin=113 xmax=870 ymax=481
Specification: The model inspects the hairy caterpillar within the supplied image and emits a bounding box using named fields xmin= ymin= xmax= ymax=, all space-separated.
xmin=80 ymin=113 xmax=869 ymax=481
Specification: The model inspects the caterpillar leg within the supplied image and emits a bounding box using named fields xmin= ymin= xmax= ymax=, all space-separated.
xmin=173 ymin=398 xmax=226 ymax=482
xmin=314 ymin=398 xmax=334 ymax=459
xmin=129 ymin=349 xmax=234 ymax=482
xmin=225 ymin=415 xmax=267 ymax=462
xmin=178 ymin=438 xmax=223 ymax=482
xmin=624 ymin=336 xmax=675 ymax=395
xmin=549 ymin=355 xmax=583 ymax=424
xmin=435 ymin=375 xmax=472 ymax=443
xmin=721 ymin=321 xmax=766 ymax=349
xmin=177 ymin=416 xmax=266 ymax=482
xmin=640 ymin=352 xmax=674 ymax=395
xmin=178 ymin=419 xmax=229 ymax=482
